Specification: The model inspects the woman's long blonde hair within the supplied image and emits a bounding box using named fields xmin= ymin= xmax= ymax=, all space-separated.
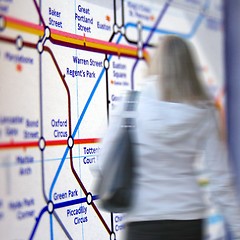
xmin=149 ymin=35 xmax=210 ymax=103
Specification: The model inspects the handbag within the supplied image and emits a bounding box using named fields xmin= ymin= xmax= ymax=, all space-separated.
xmin=96 ymin=91 xmax=139 ymax=213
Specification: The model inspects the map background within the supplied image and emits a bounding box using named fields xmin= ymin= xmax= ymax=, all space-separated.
xmin=0 ymin=0 xmax=225 ymax=239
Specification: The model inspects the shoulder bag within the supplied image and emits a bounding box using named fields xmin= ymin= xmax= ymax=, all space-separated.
xmin=96 ymin=91 xmax=139 ymax=213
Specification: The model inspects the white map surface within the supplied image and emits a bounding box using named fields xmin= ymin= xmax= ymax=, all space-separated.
xmin=0 ymin=0 xmax=224 ymax=239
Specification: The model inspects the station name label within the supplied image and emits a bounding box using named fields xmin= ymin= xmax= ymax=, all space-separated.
xmin=66 ymin=56 xmax=103 ymax=79
xmin=114 ymin=214 xmax=125 ymax=232
xmin=24 ymin=118 xmax=39 ymax=140
xmin=75 ymin=4 xmax=93 ymax=33
xmin=49 ymin=7 xmax=63 ymax=28
xmin=0 ymin=199 xmax=3 ymax=221
xmin=51 ymin=118 xmax=68 ymax=138
xmin=67 ymin=205 xmax=88 ymax=225
xmin=5 ymin=52 xmax=34 ymax=64
xmin=53 ymin=189 xmax=79 ymax=201
xmin=72 ymin=56 xmax=103 ymax=68
xmin=8 ymin=198 xmax=35 ymax=221
xmin=0 ymin=0 xmax=13 ymax=13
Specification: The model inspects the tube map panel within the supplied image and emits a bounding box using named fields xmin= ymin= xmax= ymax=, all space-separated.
xmin=0 ymin=0 xmax=224 ymax=239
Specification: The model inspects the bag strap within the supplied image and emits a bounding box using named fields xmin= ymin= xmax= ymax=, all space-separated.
xmin=123 ymin=91 xmax=139 ymax=128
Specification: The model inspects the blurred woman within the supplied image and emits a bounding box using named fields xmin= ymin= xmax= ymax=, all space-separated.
xmin=99 ymin=36 xmax=240 ymax=240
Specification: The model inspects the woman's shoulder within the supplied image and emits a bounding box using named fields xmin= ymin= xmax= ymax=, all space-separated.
xmin=140 ymin=75 xmax=159 ymax=99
